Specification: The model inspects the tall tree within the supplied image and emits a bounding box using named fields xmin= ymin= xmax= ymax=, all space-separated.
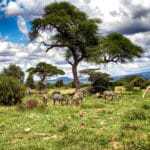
xmin=29 ymin=2 xmax=100 ymax=90
xmin=89 ymin=33 xmax=143 ymax=63
xmin=27 ymin=62 xmax=64 ymax=84
xmin=2 ymin=64 xmax=25 ymax=83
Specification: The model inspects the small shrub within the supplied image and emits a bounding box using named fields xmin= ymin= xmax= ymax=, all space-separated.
xmin=0 ymin=76 xmax=26 ymax=105
xmin=142 ymin=103 xmax=150 ymax=110
xmin=124 ymin=109 xmax=146 ymax=121
xmin=25 ymin=100 xmax=38 ymax=109
xmin=98 ymin=135 xmax=110 ymax=146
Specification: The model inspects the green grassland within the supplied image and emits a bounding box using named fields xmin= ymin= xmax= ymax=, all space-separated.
xmin=0 ymin=89 xmax=150 ymax=150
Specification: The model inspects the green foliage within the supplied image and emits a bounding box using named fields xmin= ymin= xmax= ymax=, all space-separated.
xmin=115 ymin=75 xmax=148 ymax=90
xmin=55 ymin=80 xmax=64 ymax=87
xmin=26 ymin=74 xmax=35 ymax=89
xmin=89 ymin=72 xmax=112 ymax=87
xmin=81 ymin=69 xmax=112 ymax=92
xmin=98 ymin=135 xmax=110 ymax=146
xmin=90 ymin=32 xmax=143 ymax=63
xmin=0 ymin=76 xmax=26 ymax=105
xmin=27 ymin=62 xmax=64 ymax=85
xmin=142 ymin=103 xmax=150 ymax=110
xmin=128 ymin=76 xmax=146 ymax=90
xmin=2 ymin=64 xmax=25 ymax=83
xmin=30 ymin=2 xmax=99 ymax=57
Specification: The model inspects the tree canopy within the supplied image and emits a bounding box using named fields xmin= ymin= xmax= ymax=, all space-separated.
xmin=2 ymin=64 xmax=24 ymax=83
xmin=80 ymin=69 xmax=112 ymax=92
xmin=27 ymin=62 xmax=64 ymax=84
xmin=89 ymin=32 xmax=143 ymax=63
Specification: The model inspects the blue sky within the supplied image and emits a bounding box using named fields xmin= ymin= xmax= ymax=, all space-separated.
xmin=0 ymin=16 xmax=24 ymax=42
xmin=0 ymin=0 xmax=150 ymax=77
xmin=0 ymin=10 xmax=31 ymax=42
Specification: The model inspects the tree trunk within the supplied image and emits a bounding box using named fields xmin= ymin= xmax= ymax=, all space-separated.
xmin=41 ymin=75 xmax=46 ymax=83
xmin=72 ymin=64 xmax=80 ymax=91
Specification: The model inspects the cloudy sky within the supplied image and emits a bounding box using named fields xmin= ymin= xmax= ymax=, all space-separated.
xmin=0 ymin=0 xmax=150 ymax=78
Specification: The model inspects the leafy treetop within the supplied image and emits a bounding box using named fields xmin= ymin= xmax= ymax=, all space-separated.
xmin=27 ymin=62 xmax=65 ymax=83
xmin=2 ymin=64 xmax=24 ymax=83
xmin=89 ymin=32 xmax=143 ymax=63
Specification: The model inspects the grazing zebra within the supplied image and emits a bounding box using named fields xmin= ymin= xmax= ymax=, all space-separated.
xmin=51 ymin=91 xmax=64 ymax=105
xmin=103 ymin=91 xmax=116 ymax=101
xmin=71 ymin=91 xmax=84 ymax=106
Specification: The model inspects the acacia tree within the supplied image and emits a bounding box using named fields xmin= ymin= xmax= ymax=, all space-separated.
xmin=29 ymin=2 xmax=100 ymax=90
xmin=80 ymin=69 xmax=112 ymax=92
xmin=27 ymin=62 xmax=64 ymax=85
xmin=89 ymin=33 xmax=143 ymax=63
xmin=2 ymin=64 xmax=25 ymax=83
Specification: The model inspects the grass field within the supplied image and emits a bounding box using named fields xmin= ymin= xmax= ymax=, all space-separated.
xmin=0 ymin=89 xmax=150 ymax=150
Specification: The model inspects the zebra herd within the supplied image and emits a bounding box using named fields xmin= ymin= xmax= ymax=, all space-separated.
xmin=27 ymin=85 xmax=150 ymax=107
xmin=51 ymin=89 xmax=87 ymax=106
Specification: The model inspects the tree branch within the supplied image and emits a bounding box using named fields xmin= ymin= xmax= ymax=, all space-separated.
xmin=78 ymin=55 xmax=84 ymax=62
xmin=41 ymin=41 xmax=68 ymax=52
xmin=104 ymin=55 xmax=119 ymax=63
xmin=66 ymin=59 xmax=73 ymax=65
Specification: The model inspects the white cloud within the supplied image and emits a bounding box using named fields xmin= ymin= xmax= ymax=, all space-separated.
xmin=1 ymin=37 xmax=150 ymax=78
xmin=5 ymin=1 xmax=23 ymax=16
xmin=1 ymin=0 xmax=150 ymax=77
xmin=17 ymin=16 xmax=28 ymax=37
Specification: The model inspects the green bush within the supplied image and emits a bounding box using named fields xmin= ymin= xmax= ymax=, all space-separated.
xmin=0 ymin=76 xmax=26 ymax=105
xmin=142 ymin=103 xmax=150 ymax=110
xmin=55 ymin=80 xmax=64 ymax=87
